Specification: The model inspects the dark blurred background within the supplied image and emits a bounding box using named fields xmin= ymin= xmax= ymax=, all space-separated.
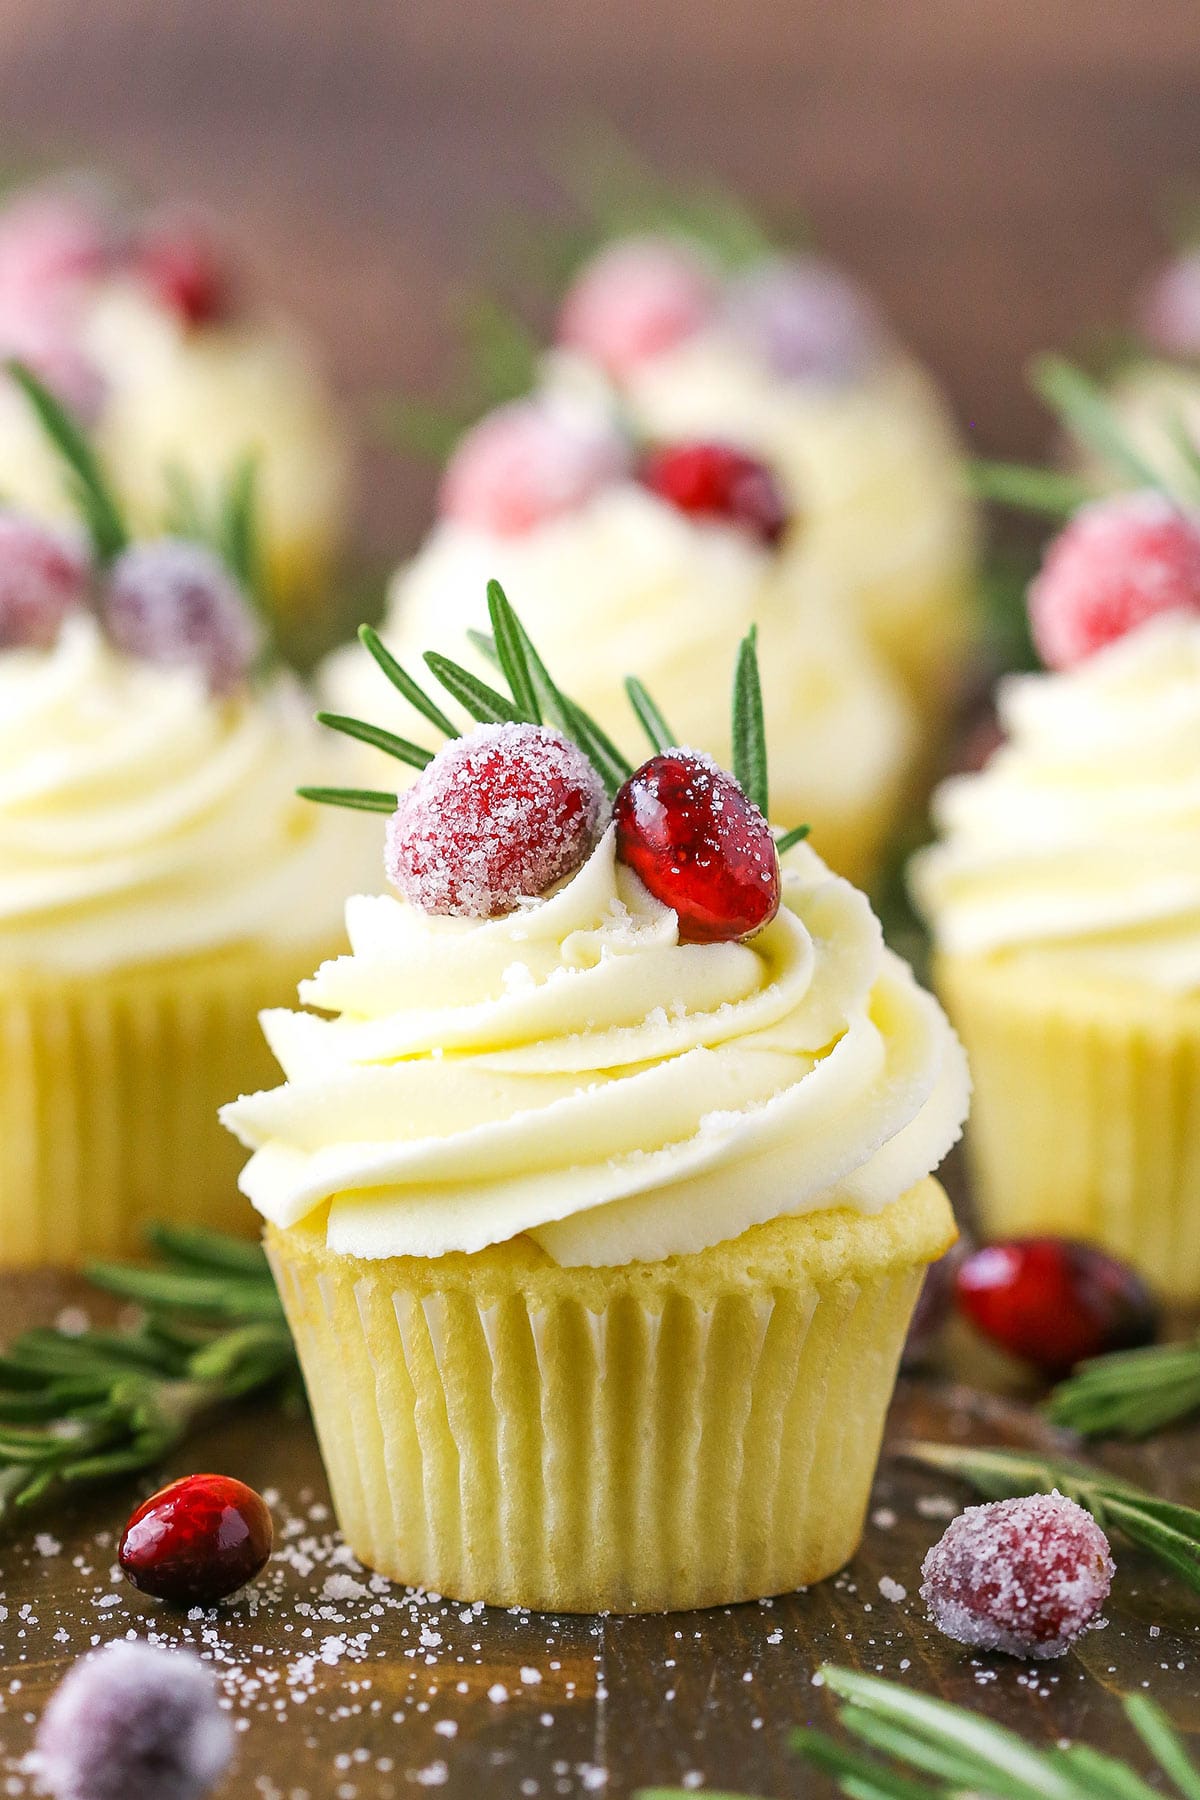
xmin=2 ymin=0 xmax=1198 ymax=559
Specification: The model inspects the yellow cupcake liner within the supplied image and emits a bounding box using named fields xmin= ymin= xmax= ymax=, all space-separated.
xmin=938 ymin=953 xmax=1200 ymax=1300
xmin=0 ymin=938 xmax=339 ymax=1268
xmin=267 ymin=1177 xmax=954 ymax=1613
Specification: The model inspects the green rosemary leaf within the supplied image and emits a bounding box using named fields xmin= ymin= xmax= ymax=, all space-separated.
xmin=424 ymin=651 xmax=524 ymax=725
xmin=624 ymin=676 xmax=676 ymax=754
xmin=731 ymin=627 xmax=769 ymax=817
xmin=1045 ymin=1335 xmax=1200 ymax=1439
xmin=968 ymin=459 xmax=1096 ymax=517
xmin=786 ymin=1732 xmax=935 ymax=1800
xmin=162 ymin=461 xmax=207 ymax=540
xmin=467 ymin=628 xmax=499 ymax=665
xmin=144 ymin=1223 xmax=273 ymax=1279
xmin=85 ymin=1262 xmax=286 ymax=1324
xmin=460 ymin=294 xmax=541 ymax=410
xmin=6 ymin=358 xmax=129 ymax=560
xmin=315 ymin=710 xmax=434 ymax=771
xmin=561 ymin=696 xmax=633 ymax=799
xmin=1125 ymin=1694 xmax=1200 ymax=1800
xmin=358 ymin=625 xmax=460 ymax=739
xmin=1031 ymin=356 xmax=1166 ymax=493
xmin=371 ymin=394 xmax=466 ymax=464
xmin=296 ymin=785 xmax=399 ymax=814
xmin=1052 ymin=1743 xmax=1166 ymax=1800
xmin=486 ymin=579 xmax=540 ymax=722
xmin=775 ymin=824 xmax=811 ymax=855
xmin=219 ymin=453 xmax=261 ymax=597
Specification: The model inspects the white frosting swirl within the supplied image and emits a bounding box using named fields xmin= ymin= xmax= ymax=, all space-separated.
xmin=221 ymin=833 xmax=968 ymax=1268
xmin=0 ymin=614 xmax=376 ymax=973
xmin=911 ymin=615 xmax=1200 ymax=991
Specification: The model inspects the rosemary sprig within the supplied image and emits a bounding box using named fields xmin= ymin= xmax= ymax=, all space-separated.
xmin=968 ymin=460 xmax=1096 ymax=518
xmin=731 ymin=624 xmax=769 ymax=817
xmin=314 ymin=711 xmax=434 ymax=771
xmin=1031 ymin=354 xmax=1166 ymax=492
xmin=641 ymin=1668 xmax=1200 ymax=1800
xmin=6 ymin=358 xmax=128 ymax=561
xmin=775 ymin=824 xmax=811 ymax=853
xmin=1046 ymin=1334 xmax=1200 ymax=1440
xmin=901 ymin=1440 xmax=1200 ymax=1594
xmin=296 ymin=785 xmax=398 ymax=814
xmin=0 ymin=1224 xmax=297 ymax=1527
xmin=358 ymin=624 xmax=461 ymax=740
xmin=624 ymin=676 xmax=676 ymax=754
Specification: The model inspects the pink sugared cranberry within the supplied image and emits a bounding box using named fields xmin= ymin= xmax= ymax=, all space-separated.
xmin=0 ymin=182 xmax=113 ymax=306
xmin=0 ymin=309 xmax=107 ymax=423
xmin=386 ymin=722 xmax=607 ymax=917
xmin=557 ymin=235 xmax=717 ymax=377
xmin=438 ymin=399 xmax=630 ymax=537
xmin=1137 ymin=251 xmax=1200 ymax=360
xmin=119 ymin=1473 xmax=273 ymax=1608
xmin=613 ymin=751 xmax=780 ymax=943
xmin=1028 ymin=492 xmax=1200 ymax=670
xmin=955 ymin=1238 xmax=1159 ymax=1378
xmin=34 ymin=1639 xmax=232 ymax=1800
xmin=921 ymin=1492 xmax=1114 ymax=1659
xmin=133 ymin=211 xmax=234 ymax=328
xmin=101 ymin=539 xmax=263 ymax=695
xmin=0 ymin=513 xmax=91 ymax=650
xmin=641 ymin=442 xmax=789 ymax=546
xmin=725 ymin=254 xmax=887 ymax=382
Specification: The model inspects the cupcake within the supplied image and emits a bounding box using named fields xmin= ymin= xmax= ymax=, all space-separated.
xmin=911 ymin=493 xmax=1200 ymax=1298
xmin=544 ymin=234 xmax=980 ymax=737
xmin=0 ymin=177 xmax=349 ymax=644
xmin=223 ymin=587 xmax=968 ymax=1612
xmin=326 ymin=393 xmax=917 ymax=890
xmin=0 ymin=381 xmax=372 ymax=1266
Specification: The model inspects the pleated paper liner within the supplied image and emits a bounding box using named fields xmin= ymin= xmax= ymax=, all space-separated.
xmin=0 ymin=937 xmax=339 ymax=1267
xmin=938 ymin=952 xmax=1200 ymax=1301
xmin=268 ymin=1176 xmax=955 ymax=1614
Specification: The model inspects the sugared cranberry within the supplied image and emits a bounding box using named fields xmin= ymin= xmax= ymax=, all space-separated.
xmin=439 ymin=399 xmax=630 ymax=537
xmin=557 ymin=235 xmax=716 ymax=377
xmin=725 ymin=254 xmax=887 ymax=382
xmin=101 ymin=538 xmax=263 ymax=695
xmin=119 ymin=1473 xmax=273 ymax=1608
xmin=1137 ymin=250 xmax=1200 ymax=360
xmin=921 ymin=1492 xmax=1114 ymax=1659
xmin=0 ymin=181 xmax=113 ymax=306
xmin=386 ymin=722 xmax=607 ymax=917
xmin=0 ymin=513 xmax=91 ymax=650
xmin=0 ymin=311 xmax=107 ymax=423
xmin=955 ymin=1237 xmax=1159 ymax=1378
xmin=613 ymin=751 xmax=780 ymax=943
xmin=34 ymin=1639 xmax=232 ymax=1800
xmin=1028 ymin=492 xmax=1200 ymax=670
xmin=641 ymin=442 xmax=789 ymax=546
xmin=133 ymin=212 xmax=233 ymax=328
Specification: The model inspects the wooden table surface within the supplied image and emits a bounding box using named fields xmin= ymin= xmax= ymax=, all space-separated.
xmin=0 ymin=1273 xmax=1197 ymax=1799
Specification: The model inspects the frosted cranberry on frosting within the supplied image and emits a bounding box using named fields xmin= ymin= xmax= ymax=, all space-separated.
xmin=438 ymin=398 xmax=631 ymax=536
xmin=0 ymin=513 xmax=91 ymax=650
xmin=556 ymin=235 xmax=717 ymax=378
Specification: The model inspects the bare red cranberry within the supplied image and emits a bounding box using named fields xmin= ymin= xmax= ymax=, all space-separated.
xmin=386 ymin=722 xmax=607 ymax=918
xmin=134 ymin=213 xmax=234 ymax=328
xmin=119 ymin=1473 xmax=273 ymax=1608
xmin=921 ymin=1492 xmax=1114 ymax=1659
xmin=614 ymin=751 xmax=780 ymax=943
xmin=641 ymin=442 xmax=789 ymax=546
xmin=101 ymin=538 xmax=263 ymax=695
xmin=0 ymin=513 xmax=91 ymax=650
xmin=955 ymin=1237 xmax=1159 ymax=1378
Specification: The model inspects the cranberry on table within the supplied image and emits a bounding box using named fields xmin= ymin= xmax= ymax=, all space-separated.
xmin=119 ymin=1473 xmax=273 ymax=1608
xmin=614 ymin=751 xmax=780 ymax=944
xmin=641 ymin=442 xmax=790 ymax=546
xmin=386 ymin=722 xmax=607 ymax=918
xmin=921 ymin=1492 xmax=1114 ymax=1659
xmin=0 ymin=513 xmax=91 ymax=650
xmin=955 ymin=1237 xmax=1159 ymax=1378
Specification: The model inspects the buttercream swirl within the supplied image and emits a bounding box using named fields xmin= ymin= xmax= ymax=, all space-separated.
xmin=220 ymin=832 xmax=969 ymax=1268
xmin=0 ymin=613 xmax=374 ymax=973
xmin=911 ymin=614 xmax=1200 ymax=991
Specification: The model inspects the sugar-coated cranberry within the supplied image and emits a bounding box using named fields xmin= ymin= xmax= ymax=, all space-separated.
xmin=724 ymin=254 xmax=887 ymax=382
xmin=119 ymin=1472 xmax=273 ymax=1608
xmin=0 ymin=309 xmax=108 ymax=423
xmin=921 ymin=1492 xmax=1114 ymax=1659
xmin=613 ymin=751 xmax=780 ymax=943
xmin=0 ymin=513 xmax=91 ymax=650
xmin=1137 ymin=250 xmax=1200 ymax=360
xmin=641 ymin=442 xmax=789 ymax=546
xmin=133 ymin=212 xmax=234 ymax=328
xmin=0 ymin=182 xmax=113 ymax=306
xmin=34 ymin=1639 xmax=232 ymax=1800
xmin=439 ymin=399 xmax=630 ymax=537
xmin=1028 ymin=492 xmax=1200 ymax=670
xmin=101 ymin=538 xmax=263 ymax=695
xmin=386 ymin=722 xmax=607 ymax=917
xmin=955 ymin=1237 xmax=1159 ymax=1378
xmin=557 ymin=234 xmax=717 ymax=377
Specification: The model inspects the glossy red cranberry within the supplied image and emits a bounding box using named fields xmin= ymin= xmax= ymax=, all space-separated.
xmin=134 ymin=215 xmax=233 ymax=327
xmin=921 ymin=1493 xmax=1114 ymax=1659
xmin=641 ymin=442 xmax=789 ymax=546
xmin=955 ymin=1237 xmax=1159 ymax=1377
xmin=614 ymin=751 xmax=780 ymax=943
xmin=119 ymin=1473 xmax=273 ymax=1607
